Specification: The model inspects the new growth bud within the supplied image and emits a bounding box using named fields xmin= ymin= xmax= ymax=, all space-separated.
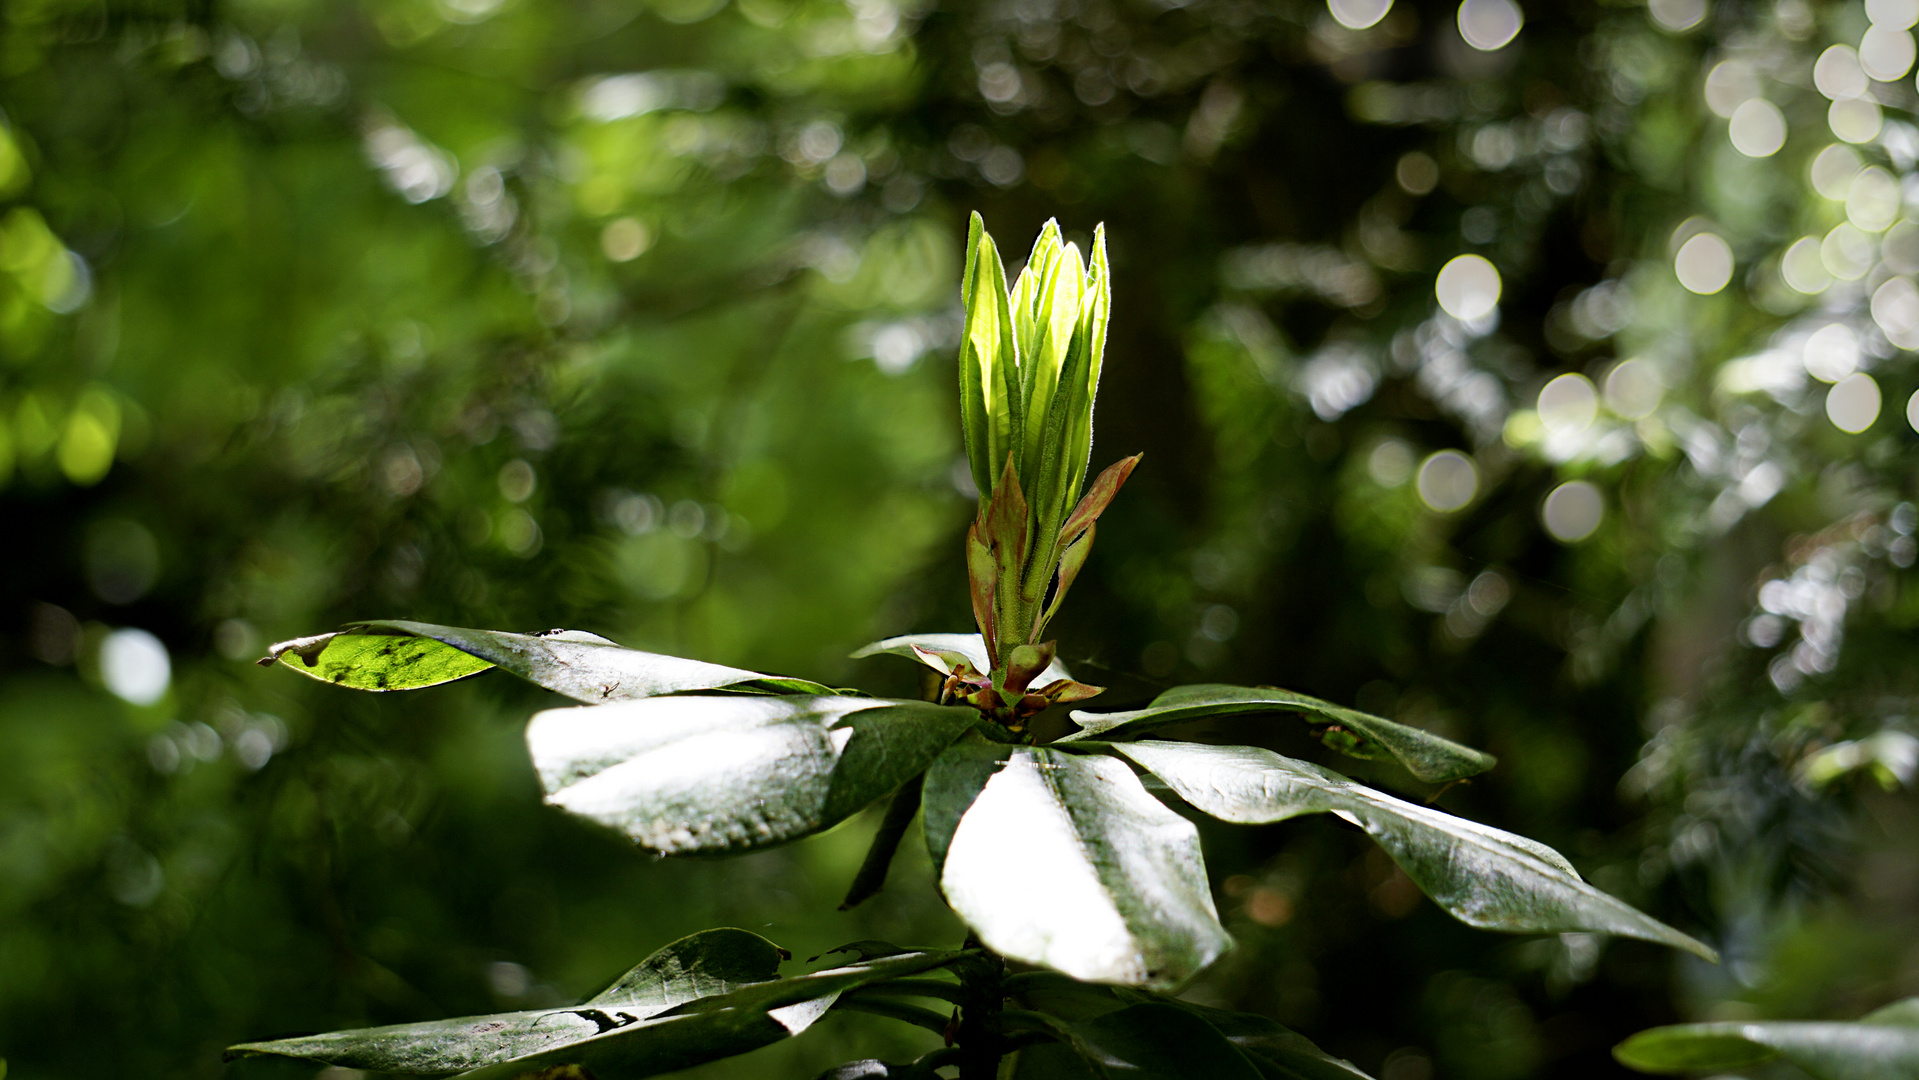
xmin=957 ymin=212 xmax=1142 ymax=724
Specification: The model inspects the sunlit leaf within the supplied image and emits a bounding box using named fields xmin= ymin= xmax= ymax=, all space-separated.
xmin=528 ymin=695 xmax=977 ymax=853
xmin=928 ymin=740 xmax=1231 ymax=988
xmin=265 ymin=620 xmax=835 ymax=702
xmin=1067 ymin=684 xmax=1495 ymax=784
xmin=227 ymin=937 xmax=962 ymax=1078
xmin=852 ymin=632 xmax=1071 ymax=683
xmin=1113 ymin=741 xmax=1716 ymax=960
xmin=1614 ymin=997 xmax=1919 ymax=1079
xmin=224 ymin=928 xmax=792 ymax=1074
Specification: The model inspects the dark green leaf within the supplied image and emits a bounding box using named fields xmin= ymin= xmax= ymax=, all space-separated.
xmin=1067 ymin=1003 xmax=1266 ymax=1080
xmin=265 ymin=620 xmax=833 ymax=703
xmin=1113 ymin=741 xmax=1716 ymax=960
xmin=852 ymin=632 xmax=1071 ymax=683
xmin=528 ymin=695 xmax=977 ymax=853
xmin=224 ymin=928 xmax=793 ymax=1074
xmin=1614 ymin=998 xmax=1919 ymax=1079
xmin=1066 ymin=684 xmax=1495 ymax=784
xmin=929 ymin=741 xmax=1231 ymax=988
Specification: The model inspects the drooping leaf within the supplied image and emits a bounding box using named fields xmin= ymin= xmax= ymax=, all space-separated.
xmin=1066 ymin=684 xmax=1495 ymax=784
xmin=1003 ymin=973 xmax=1373 ymax=1080
xmin=1066 ymin=1003 xmax=1267 ymax=1080
xmin=852 ymin=632 xmax=1072 ymax=684
xmin=527 ymin=695 xmax=977 ymax=853
xmin=264 ymin=620 xmax=836 ymax=702
xmin=927 ymin=740 xmax=1231 ymax=988
xmin=227 ymin=940 xmax=963 ymax=1078
xmin=1613 ymin=997 xmax=1919 ymax=1079
xmin=1113 ymin=741 xmax=1716 ymax=960
xmin=224 ymin=928 xmax=791 ymax=1074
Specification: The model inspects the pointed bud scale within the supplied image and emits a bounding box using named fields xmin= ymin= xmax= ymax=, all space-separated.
xmin=956 ymin=214 xmax=1136 ymax=683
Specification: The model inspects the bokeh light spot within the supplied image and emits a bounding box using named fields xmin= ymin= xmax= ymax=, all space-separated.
xmin=1604 ymin=358 xmax=1664 ymax=419
xmin=1870 ymin=0 xmax=1919 ymax=30
xmin=1538 ymin=373 xmax=1599 ymax=435
xmin=1803 ymin=323 xmax=1861 ymax=383
xmin=1870 ymin=276 xmax=1919 ymax=349
xmin=1815 ymin=45 xmax=1869 ymax=99
xmin=1728 ymin=99 xmax=1786 ymax=157
xmin=1704 ymin=60 xmax=1760 ymax=117
xmin=1810 ymin=143 xmax=1863 ymax=199
xmin=1328 ymin=0 xmax=1393 ymax=30
xmin=600 ymin=217 xmax=651 ymax=262
xmin=1542 ymin=481 xmax=1604 ymax=542
xmin=1649 ymin=0 xmax=1706 ymax=33
xmin=1781 ymin=237 xmax=1833 ymax=293
xmin=1435 ymin=254 xmax=1501 ymax=319
xmin=1822 ymin=223 xmax=1875 ymax=280
xmin=1827 ymin=372 xmax=1883 ymax=432
xmin=1416 ymin=450 xmax=1479 ymax=512
xmin=1674 ymin=232 xmax=1734 ymax=294
xmin=1846 ymin=166 xmax=1899 ymax=232
xmin=1908 ymin=388 xmax=1919 ymax=432
xmin=1861 ymin=26 xmax=1916 ymax=80
xmin=1456 ymin=0 xmax=1522 ymax=51
xmin=1829 ymin=97 xmax=1883 ymax=143
xmin=101 ymin=628 xmax=171 ymax=706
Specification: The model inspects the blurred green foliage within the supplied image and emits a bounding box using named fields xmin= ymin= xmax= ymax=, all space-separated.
xmin=3 ymin=0 xmax=1919 ymax=1077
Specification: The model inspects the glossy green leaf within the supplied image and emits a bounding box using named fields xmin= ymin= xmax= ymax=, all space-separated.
xmin=264 ymin=620 xmax=834 ymax=703
xmin=927 ymin=740 xmax=1231 ymax=988
xmin=852 ymin=632 xmax=1071 ymax=683
xmin=1114 ymin=741 xmax=1716 ymax=960
xmin=528 ymin=695 xmax=977 ymax=853
xmin=1614 ymin=997 xmax=1919 ymax=1079
xmin=224 ymin=928 xmax=790 ymax=1073
xmin=960 ymin=213 xmax=1020 ymax=500
xmin=1066 ymin=1003 xmax=1267 ymax=1080
xmin=1066 ymin=684 xmax=1495 ymax=784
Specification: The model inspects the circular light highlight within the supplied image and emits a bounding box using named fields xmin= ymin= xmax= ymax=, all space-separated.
xmin=1822 ymin=223 xmax=1875 ymax=281
xmin=1830 ymin=98 xmax=1884 ymax=143
xmin=1604 ymin=358 xmax=1664 ymax=419
xmin=1908 ymin=387 xmax=1919 ymax=433
xmin=1809 ymin=143 xmax=1863 ymax=199
xmin=1871 ymin=276 xmax=1919 ymax=349
xmin=1649 ymin=0 xmax=1706 ymax=32
xmin=1803 ymin=322 xmax=1860 ymax=383
xmin=1815 ymin=45 xmax=1870 ymax=99
xmin=1457 ymin=0 xmax=1522 ymax=51
xmin=1542 ymin=481 xmax=1605 ymax=543
xmin=1869 ymin=0 xmax=1919 ymax=30
xmin=1435 ymin=254 xmax=1502 ymax=320
xmin=1827 ymin=372 xmax=1883 ymax=433
xmin=1417 ymin=450 xmax=1480 ymax=512
xmin=1728 ymin=99 xmax=1787 ymax=157
xmin=1675 ymin=232 xmax=1734 ymax=294
xmin=1704 ymin=61 xmax=1760 ymax=117
xmin=1538 ymin=372 xmax=1599 ymax=435
xmin=1847 ymin=166 xmax=1899 ymax=232
xmin=101 ymin=628 xmax=172 ymax=706
xmin=1862 ymin=26 xmax=1917 ymax=80
xmin=1781 ymin=236 xmax=1833 ymax=294
xmin=1329 ymin=0 xmax=1393 ymax=30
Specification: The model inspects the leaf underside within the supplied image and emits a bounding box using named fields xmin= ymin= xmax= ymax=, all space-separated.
xmin=226 ymin=931 xmax=962 ymax=1078
xmin=1112 ymin=740 xmax=1716 ymax=961
xmin=852 ymin=631 xmax=1072 ymax=684
xmin=1067 ymin=684 xmax=1495 ymax=785
xmin=925 ymin=736 xmax=1231 ymax=989
xmin=266 ymin=620 xmax=836 ymax=703
xmin=1613 ymin=998 xmax=1919 ymax=1080
xmin=528 ymin=694 xmax=978 ymax=854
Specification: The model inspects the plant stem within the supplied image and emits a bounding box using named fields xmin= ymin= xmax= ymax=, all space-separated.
xmin=952 ymin=946 xmax=1007 ymax=1080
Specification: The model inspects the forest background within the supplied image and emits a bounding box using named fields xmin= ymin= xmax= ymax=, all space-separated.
xmin=2 ymin=0 xmax=1917 ymax=1076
